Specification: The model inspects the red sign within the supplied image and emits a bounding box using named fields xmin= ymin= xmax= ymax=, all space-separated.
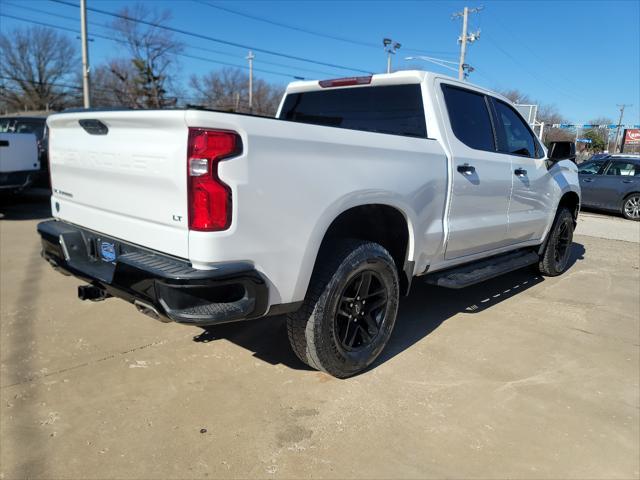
xmin=623 ymin=129 xmax=640 ymax=145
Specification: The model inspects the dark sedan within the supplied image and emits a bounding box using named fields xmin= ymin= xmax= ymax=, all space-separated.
xmin=578 ymin=155 xmax=640 ymax=220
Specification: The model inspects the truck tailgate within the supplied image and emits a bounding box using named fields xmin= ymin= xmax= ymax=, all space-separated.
xmin=47 ymin=110 xmax=190 ymax=259
xmin=0 ymin=133 xmax=39 ymax=172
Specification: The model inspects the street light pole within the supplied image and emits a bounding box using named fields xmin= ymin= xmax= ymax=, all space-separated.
xmin=247 ymin=50 xmax=255 ymax=113
xmin=80 ymin=0 xmax=91 ymax=108
xmin=383 ymin=38 xmax=401 ymax=73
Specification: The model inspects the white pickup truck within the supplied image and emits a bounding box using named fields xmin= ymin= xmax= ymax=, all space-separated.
xmin=38 ymin=71 xmax=580 ymax=377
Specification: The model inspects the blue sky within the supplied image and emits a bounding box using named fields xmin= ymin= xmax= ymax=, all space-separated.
xmin=1 ymin=0 xmax=639 ymax=123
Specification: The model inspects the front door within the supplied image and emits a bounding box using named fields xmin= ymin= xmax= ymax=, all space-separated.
xmin=439 ymin=83 xmax=512 ymax=260
xmin=578 ymin=159 xmax=608 ymax=207
xmin=490 ymin=98 xmax=554 ymax=242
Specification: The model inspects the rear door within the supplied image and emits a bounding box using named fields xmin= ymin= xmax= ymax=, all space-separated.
xmin=593 ymin=159 xmax=640 ymax=210
xmin=47 ymin=110 xmax=190 ymax=258
xmin=439 ymin=83 xmax=512 ymax=259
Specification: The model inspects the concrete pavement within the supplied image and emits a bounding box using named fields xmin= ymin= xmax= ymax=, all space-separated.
xmin=1 ymin=195 xmax=638 ymax=479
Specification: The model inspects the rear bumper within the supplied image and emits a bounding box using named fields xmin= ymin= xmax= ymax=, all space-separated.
xmin=37 ymin=220 xmax=269 ymax=325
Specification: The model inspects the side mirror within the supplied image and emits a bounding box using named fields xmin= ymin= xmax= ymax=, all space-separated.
xmin=548 ymin=141 xmax=576 ymax=164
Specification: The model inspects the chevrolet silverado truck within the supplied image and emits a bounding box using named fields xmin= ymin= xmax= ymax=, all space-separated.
xmin=37 ymin=71 xmax=580 ymax=378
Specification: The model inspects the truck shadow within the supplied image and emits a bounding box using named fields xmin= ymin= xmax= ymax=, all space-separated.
xmin=0 ymin=189 xmax=52 ymax=221
xmin=194 ymin=243 xmax=585 ymax=375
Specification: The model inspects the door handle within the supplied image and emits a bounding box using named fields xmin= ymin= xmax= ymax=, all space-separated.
xmin=582 ymin=178 xmax=594 ymax=183
xmin=514 ymin=168 xmax=527 ymax=177
xmin=457 ymin=163 xmax=475 ymax=175
xmin=622 ymin=179 xmax=634 ymax=184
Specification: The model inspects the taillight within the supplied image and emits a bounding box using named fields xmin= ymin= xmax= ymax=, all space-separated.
xmin=187 ymin=128 xmax=241 ymax=231
xmin=318 ymin=76 xmax=372 ymax=88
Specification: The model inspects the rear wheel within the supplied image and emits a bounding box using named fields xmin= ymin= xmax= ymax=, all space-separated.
xmin=538 ymin=207 xmax=575 ymax=276
xmin=286 ymin=240 xmax=399 ymax=378
xmin=622 ymin=193 xmax=640 ymax=221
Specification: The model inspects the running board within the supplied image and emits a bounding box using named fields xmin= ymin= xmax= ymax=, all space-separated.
xmin=424 ymin=250 xmax=540 ymax=289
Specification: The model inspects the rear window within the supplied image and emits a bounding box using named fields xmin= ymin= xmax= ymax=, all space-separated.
xmin=279 ymin=84 xmax=427 ymax=138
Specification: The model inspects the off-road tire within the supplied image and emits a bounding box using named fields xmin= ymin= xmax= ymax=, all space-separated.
xmin=286 ymin=240 xmax=400 ymax=378
xmin=538 ymin=207 xmax=575 ymax=276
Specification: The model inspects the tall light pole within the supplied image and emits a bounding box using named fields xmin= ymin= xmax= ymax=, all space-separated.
xmin=383 ymin=38 xmax=401 ymax=73
xmin=80 ymin=0 xmax=91 ymax=108
xmin=246 ymin=50 xmax=255 ymax=113
xmin=452 ymin=6 xmax=482 ymax=81
xmin=614 ymin=103 xmax=632 ymax=153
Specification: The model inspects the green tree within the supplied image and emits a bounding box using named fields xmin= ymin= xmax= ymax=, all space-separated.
xmin=582 ymin=129 xmax=606 ymax=151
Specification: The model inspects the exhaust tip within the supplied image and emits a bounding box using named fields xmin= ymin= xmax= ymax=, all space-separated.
xmin=134 ymin=300 xmax=167 ymax=322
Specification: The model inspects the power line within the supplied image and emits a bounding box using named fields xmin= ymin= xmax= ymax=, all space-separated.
xmin=1 ymin=3 xmax=335 ymax=77
xmin=194 ymin=0 xmax=458 ymax=57
xmin=0 ymin=13 xmax=308 ymax=79
xmin=3 ymin=0 xmax=78 ymax=23
xmin=483 ymin=32 xmax=587 ymax=103
xmin=50 ymin=0 xmax=374 ymax=74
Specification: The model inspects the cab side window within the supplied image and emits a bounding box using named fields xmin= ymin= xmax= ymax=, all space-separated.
xmin=441 ymin=85 xmax=495 ymax=151
xmin=493 ymin=100 xmax=537 ymax=158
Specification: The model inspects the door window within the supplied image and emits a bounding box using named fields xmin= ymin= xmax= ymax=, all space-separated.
xmin=604 ymin=161 xmax=638 ymax=176
xmin=493 ymin=100 xmax=537 ymax=158
xmin=578 ymin=160 xmax=606 ymax=175
xmin=441 ymin=85 xmax=495 ymax=151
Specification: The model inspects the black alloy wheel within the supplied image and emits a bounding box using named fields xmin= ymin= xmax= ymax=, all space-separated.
xmin=553 ymin=219 xmax=572 ymax=272
xmin=334 ymin=270 xmax=388 ymax=352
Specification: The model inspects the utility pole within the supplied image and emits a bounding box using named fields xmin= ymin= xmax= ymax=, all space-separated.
xmin=246 ymin=51 xmax=255 ymax=113
xmin=383 ymin=38 xmax=401 ymax=73
xmin=614 ymin=104 xmax=632 ymax=153
xmin=80 ymin=0 xmax=91 ymax=108
xmin=452 ymin=6 xmax=482 ymax=81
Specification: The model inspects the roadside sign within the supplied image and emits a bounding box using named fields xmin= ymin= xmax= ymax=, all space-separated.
xmin=623 ymin=129 xmax=640 ymax=145
xmin=576 ymin=138 xmax=592 ymax=143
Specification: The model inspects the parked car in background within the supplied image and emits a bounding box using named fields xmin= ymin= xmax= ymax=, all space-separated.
xmin=578 ymin=156 xmax=640 ymax=220
xmin=0 ymin=116 xmax=49 ymax=188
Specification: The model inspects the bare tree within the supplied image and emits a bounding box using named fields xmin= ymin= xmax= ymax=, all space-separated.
xmin=190 ymin=68 xmax=284 ymax=116
xmin=0 ymin=26 xmax=78 ymax=111
xmin=107 ymin=4 xmax=183 ymax=108
xmin=499 ymin=89 xmax=533 ymax=105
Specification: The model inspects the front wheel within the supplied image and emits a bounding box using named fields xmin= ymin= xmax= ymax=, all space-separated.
xmin=622 ymin=193 xmax=640 ymax=221
xmin=286 ymin=240 xmax=400 ymax=378
xmin=538 ymin=207 xmax=575 ymax=276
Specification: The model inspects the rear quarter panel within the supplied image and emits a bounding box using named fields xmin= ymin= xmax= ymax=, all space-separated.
xmin=185 ymin=110 xmax=448 ymax=305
